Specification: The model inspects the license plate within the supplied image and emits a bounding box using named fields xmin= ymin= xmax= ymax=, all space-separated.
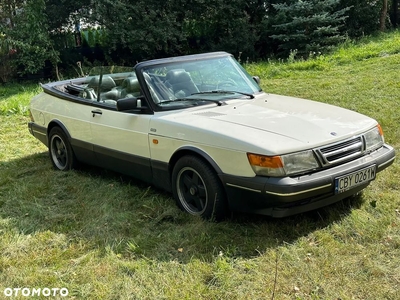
xmin=335 ymin=165 xmax=376 ymax=194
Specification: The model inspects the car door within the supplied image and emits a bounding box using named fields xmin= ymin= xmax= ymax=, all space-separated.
xmin=89 ymin=104 xmax=153 ymax=182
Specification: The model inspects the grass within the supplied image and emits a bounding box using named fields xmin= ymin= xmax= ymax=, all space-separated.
xmin=1 ymin=32 xmax=400 ymax=299
xmin=0 ymin=84 xmax=41 ymax=116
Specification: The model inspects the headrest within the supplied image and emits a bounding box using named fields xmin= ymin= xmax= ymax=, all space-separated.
xmin=166 ymin=69 xmax=191 ymax=84
xmin=122 ymin=77 xmax=140 ymax=93
xmin=87 ymin=75 xmax=116 ymax=91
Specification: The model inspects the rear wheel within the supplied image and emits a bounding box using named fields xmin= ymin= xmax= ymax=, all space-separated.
xmin=48 ymin=127 xmax=77 ymax=171
xmin=172 ymin=155 xmax=227 ymax=220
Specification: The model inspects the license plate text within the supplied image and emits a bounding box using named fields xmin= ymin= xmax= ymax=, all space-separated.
xmin=335 ymin=165 xmax=376 ymax=194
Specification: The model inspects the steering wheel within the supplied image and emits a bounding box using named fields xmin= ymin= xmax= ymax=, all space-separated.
xmin=217 ymin=78 xmax=238 ymax=90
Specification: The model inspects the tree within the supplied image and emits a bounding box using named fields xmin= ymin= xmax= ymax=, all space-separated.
xmin=0 ymin=0 xmax=25 ymax=81
xmin=88 ymin=0 xmax=260 ymax=62
xmin=1 ymin=0 xmax=60 ymax=77
xmin=0 ymin=0 xmax=396 ymax=80
xmin=338 ymin=0 xmax=391 ymax=37
xmin=88 ymin=0 xmax=186 ymax=63
xmin=0 ymin=0 xmax=26 ymax=29
xmin=0 ymin=33 xmax=16 ymax=82
xmin=45 ymin=0 xmax=91 ymax=31
xmin=391 ymin=0 xmax=399 ymax=25
xmin=380 ymin=0 xmax=389 ymax=31
xmin=269 ymin=0 xmax=350 ymax=57
xmin=183 ymin=0 xmax=259 ymax=59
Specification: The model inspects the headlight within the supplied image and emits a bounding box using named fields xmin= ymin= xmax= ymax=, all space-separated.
xmin=247 ymin=150 xmax=319 ymax=177
xmin=364 ymin=125 xmax=384 ymax=152
xmin=281 ymin=151 xmax=320 ymax=175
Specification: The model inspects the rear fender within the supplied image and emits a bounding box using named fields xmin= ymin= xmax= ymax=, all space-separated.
xmin=47 ymin=120 xmax=72 ymax=140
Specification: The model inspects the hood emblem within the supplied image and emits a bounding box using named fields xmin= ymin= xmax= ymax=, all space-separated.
xmin=330 ymin=132 xmax=337 ymax=136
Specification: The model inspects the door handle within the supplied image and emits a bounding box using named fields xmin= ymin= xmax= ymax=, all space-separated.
xmin=91 ymin=109 xmax=102 ymax=117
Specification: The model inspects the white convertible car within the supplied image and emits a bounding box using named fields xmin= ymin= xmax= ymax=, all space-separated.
xmin=28 ymin=52 xmax=395 ymax=219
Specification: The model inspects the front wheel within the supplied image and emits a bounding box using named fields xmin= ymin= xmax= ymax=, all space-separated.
xmin=48 ymin=127 xmax=77 ymax=171
xmin=172 ymin=155 xmax=227 ymax=220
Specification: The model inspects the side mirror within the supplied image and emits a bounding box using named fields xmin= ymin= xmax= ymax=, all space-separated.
xmin=253 ymin=76 xmax=261 ymax=85
xmin=117 ymin=97 xmax=139 ymax=111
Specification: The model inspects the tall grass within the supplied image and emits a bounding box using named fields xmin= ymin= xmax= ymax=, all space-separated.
xmin=246 ymin=30 xmax=400 ymax=79
xmin=0 ymin=32 xmax=399 ymax=299
xmin=0 ymin=84 xmax=41 ymax=116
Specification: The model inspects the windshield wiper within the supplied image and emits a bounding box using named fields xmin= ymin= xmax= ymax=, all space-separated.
xmin=159 ymin=98 xmax=225 ymax=106
xmin=191 ymin=90 xmax=255 ymax=99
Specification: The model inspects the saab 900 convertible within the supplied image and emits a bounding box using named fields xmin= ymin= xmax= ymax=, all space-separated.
xmin=28 ymin=52 xmax=395 ymax=219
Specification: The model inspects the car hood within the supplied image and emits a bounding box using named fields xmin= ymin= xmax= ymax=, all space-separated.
xmin=151 ymin=93 xmax=377 ymax=155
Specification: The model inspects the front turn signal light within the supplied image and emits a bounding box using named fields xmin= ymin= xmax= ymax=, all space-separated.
xmin=247 ymin=153 xmax=285 ymax=176
xmin=247 ymin=153 xmax=283 ymax=168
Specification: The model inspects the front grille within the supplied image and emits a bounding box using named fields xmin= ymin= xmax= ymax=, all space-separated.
xmin=316 ymin=136 xmax=364 ymax=166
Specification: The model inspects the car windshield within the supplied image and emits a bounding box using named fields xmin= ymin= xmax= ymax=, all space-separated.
xmin=140 ymin=55 xmax=262 ymax=109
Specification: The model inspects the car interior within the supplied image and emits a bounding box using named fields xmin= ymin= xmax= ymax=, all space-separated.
xmin=63 ymin=74 xmax=142 ymax=106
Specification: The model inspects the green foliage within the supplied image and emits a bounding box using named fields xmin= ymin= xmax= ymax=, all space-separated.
xmin=0 ymin=0 xmax=25 ymax=28
xmin=0 ymin=34 xmax=16 ymax=83
xmin=339 ymin=0 xmax=388 ymax=37
xmin=90 ymin=0 xmax=186 ymax=62
xmin=0 ymin=0 xmax=24 ymax=82
xmin=183 ymin=0 xmax=259 ymax=58
xmin=269 ymin=0 xmax=350 ymax=57
xmin=1 ymin=0 xmax=59 ymax=76
xmin=0 ymin=83 xmax=40 ymax=116
xmin=44 ymin=0 xmax=91 ymax=30
xmin=246 ymin=30 xmax=400 ymax=77
xmin=0 ymin=0 xmax=398 ymax=78
xmin=85 ymin=0 xmax=273 ymax=61
xmin=331 ymin=30 xmax=400 ymax=62
xmin=87 ymin=30 xmax=95 ymax=47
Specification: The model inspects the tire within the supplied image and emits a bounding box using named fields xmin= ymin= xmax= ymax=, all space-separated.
xmin=172 ymin=155 xmax=227 ymax=220
xmin=48 ymin=127 xmax=77 ymax=171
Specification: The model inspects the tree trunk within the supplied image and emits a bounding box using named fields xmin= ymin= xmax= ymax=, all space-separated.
xmin=394 ymin=0 xmax=399 ymax=26
xmin=380 ymin=0 xmax=389 ymax=31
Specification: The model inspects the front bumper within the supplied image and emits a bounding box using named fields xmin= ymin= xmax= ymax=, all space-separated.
xmin=220 ymin=144 xmax=395 ymax=217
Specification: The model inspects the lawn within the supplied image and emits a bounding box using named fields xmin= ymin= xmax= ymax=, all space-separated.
xmin=0 ymin=32 xmax=399 ymax=299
